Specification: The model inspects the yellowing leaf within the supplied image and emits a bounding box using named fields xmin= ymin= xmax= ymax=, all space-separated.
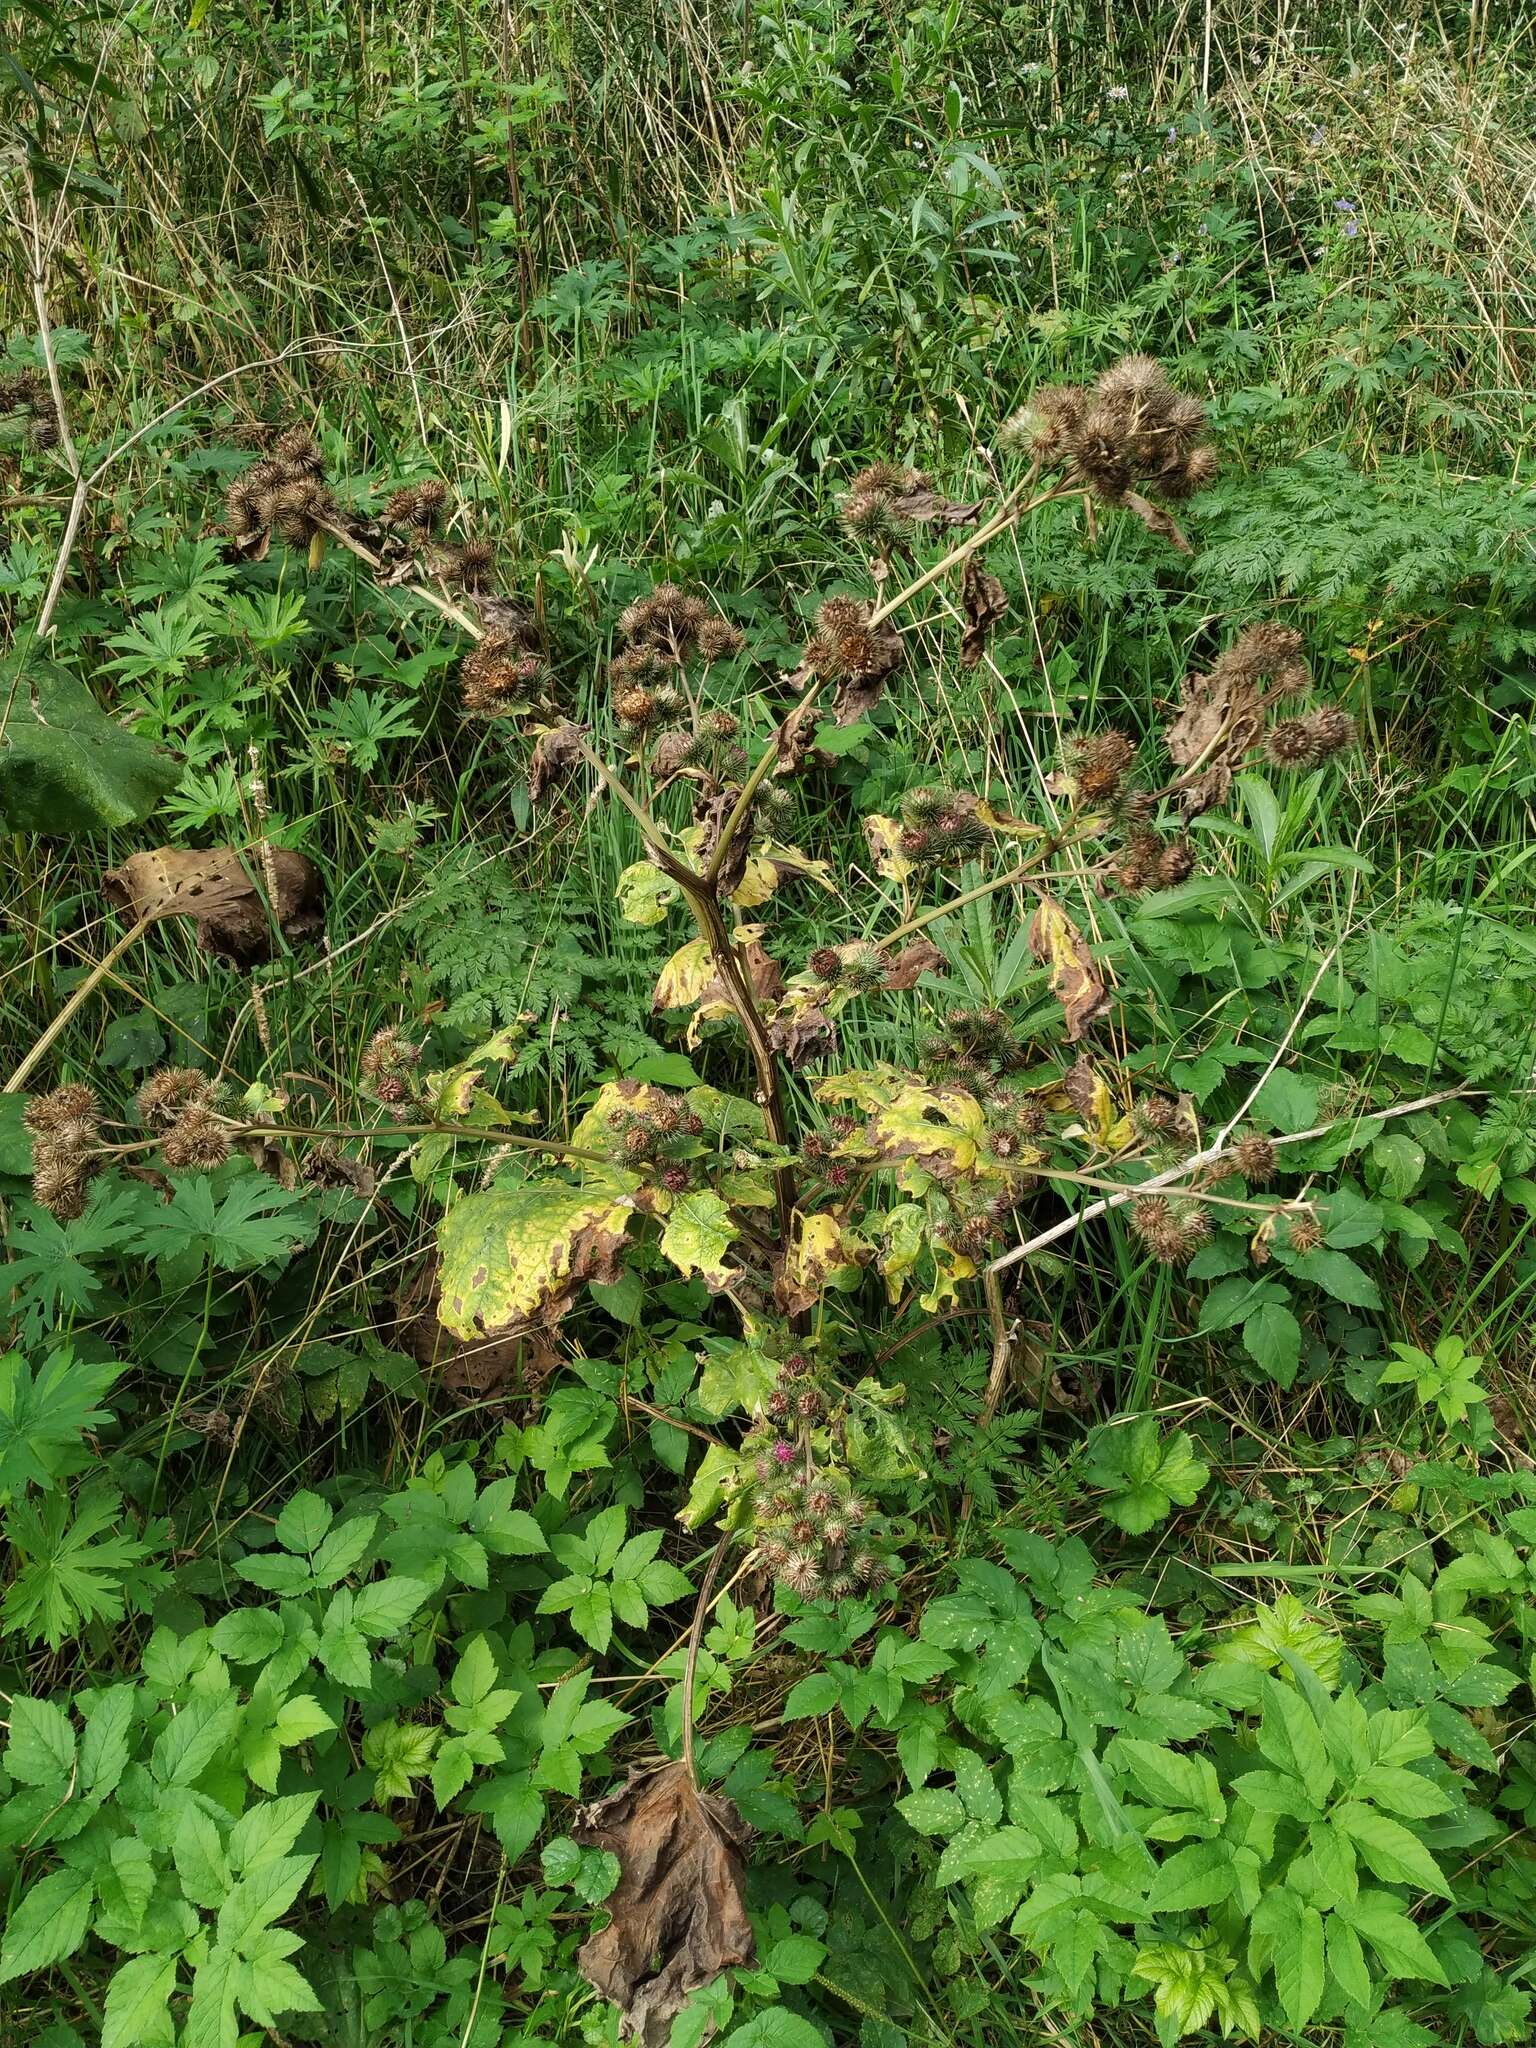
xmin=878 ymin=1203 xmax=927 ymax=1305
xmin=758 ymin=841 xmax=836 ymax=891
xmin=728 ymin=854 xmax=779 ymax=908
xmin=775 ymin=1212 xmax=870 ymax=1316
xmin=652 ymin=940 xmax=714 ymax=1012
xmin=437 ymin=1182 xmax=635 ymax=1338
xmin=660 ymin=1191 xmax=738 ymax=1287
xmin=974 ymin=799 xmax=1046 ymax=841
xmin=1028 ymin=895 xmax=1111 ymax=1041
xmin=920 ymin=1240 xmax=977 ymax=1311
xmin=616 ymin=861 xmax=680 ymax=926
xmin=863 ymin=814 xmax=914 ymax=882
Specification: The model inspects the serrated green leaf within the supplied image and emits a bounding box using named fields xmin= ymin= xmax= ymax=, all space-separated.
xmin=0 ymin=1864 xmax=93 ymax=1981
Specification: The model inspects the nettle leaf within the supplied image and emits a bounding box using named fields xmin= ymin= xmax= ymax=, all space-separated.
xmin=1086 ymin=1417 xmax=1210 ymax=1534
xmin=437 ymin=1180 xmax=635 ymax=1339
xmin=0 ymin=657 xmax=179 ymax=832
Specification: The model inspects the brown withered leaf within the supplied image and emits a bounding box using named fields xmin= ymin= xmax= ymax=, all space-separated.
xmin=528 ymin=721 xmax=588 ymax=803
xmin=960 ymin=558 xmax=1008 ymax=668
xmin=768 ymin=1001 xmax=839 ymax=1069
xmin=832 ymin=618 xmax=904 ymax=725
xmin=1122 ymin=490 xmax=1192 ymax=555
xmin=892 ymin=488 xmax=986 ymax=528
xmin=102 ymin=846 xmax=324 ymax=964
xmin=573 ymin=1763 xmax=754 ymax=2048
xmin=1164 ymin=662 xmax=1267 ymax=820
xmin=476 ymin=594 xmax=540 ymax=645
xmin=691 ymin=935 xmax=786 ymax=1023
xmin=881 ymin=938 xmax=943 ymax=992
xmin=691 ymin=787 xmax=751 ymax=899
xmin=770 ymin=664 xmax=818 ymax=778
xmin=1028 ymin=895 xmax=1111 ymax=1041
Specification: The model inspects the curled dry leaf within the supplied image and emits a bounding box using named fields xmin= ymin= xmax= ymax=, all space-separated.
xmin=102 ymin=846 xmax=324 ymax=964
xmin=890 ymin=485 xmax=986 ymax=528
xmin=1028 ymin=895 xmax=1111 ymax=1041
xmin=573 ymin=1762 xmax=754 ymax=2048
xmin=767 ymin=1000 xmax=838 ymax=1070
xmin=528 ymin=721 xmax=588 ymax=804
xmin=392 ymin=1255 xmax=542 ymax=1403
xmin=691 ymin=787 xmax=751 ymax=899
xmin=831 ymin=616 xmax=904 ymax=725
xmin=960 ymin=558 xmax=1008 ymax=669
xmin=1121 ymin=490 xmax=1192 ymax=555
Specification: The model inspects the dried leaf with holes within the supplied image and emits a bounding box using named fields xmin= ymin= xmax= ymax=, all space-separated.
xmin=572 ymin=1763 xmax=755 ymax=2048
xmin=960 ymin=558 xmax=1008 ymax=668
xmin=1028 ymin=895 xmax=1111 ymax=1041
xmin=102 ymin=846 xmax=324 ymax=964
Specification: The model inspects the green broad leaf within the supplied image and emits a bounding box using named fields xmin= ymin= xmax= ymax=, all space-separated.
xmin=235 ymin=1551 xmax=314 ymax=1595
xmin=898 ymin=1787 xmax=966 ymax=1835
xmin=1332 ymin=1802 xmax=1451 ymax=1897
xmin=570 ymin=1581 xmax=613 ymax=1652
xmin=274 ymin=1490 xmax=332 ymax=1552
xmin=210 ymin=1608 xmax=285 ymax=1662
xmin=1242 ymin=1301 xmax=1302 ymax=1387
xmin=1340 ymin=1888 xmax=1448 ymax=1982
xmin=233 ymin=1938 xmax=321 ymax=2028
xmin=79 ymin=1685 xmax=135 ymax=1798
xmin=5 ymin=1694 xmax=75 ymax=1785
xmin=102 ymin=1952 xmax=177 ymax=2048
xmin=1087 ymin=1416 xmax=1210 ymax=1534
xmin=1254 ymin=1070 xmax=1319 ymax=1134
xmin=1147 ymin=1838 xmax=1233 ymax=1912
xmin=317 ymin=1621 xmax=372 ymax=1689
xmin=350 ymin=1574 xmax=430 ymax=1636
xmin=436 ymin=1180 xmax=636 ymax=1340
xmin=1115 ymin=1738 xmax=1224 ymax=1821
xmin=452 ymin=1634 xmax=500 ymax=1709
xmin=696 ymin=1336 xmax=779 ymax=1420
xmin=659 ymin=1189 xmax=738 ymax=1285
xmin=0 ymin=1863 xmax=94 ymax=1981
xmin=1326 ymin=1915 xmax=1372 ymax=2009
xmin=783 ymin=1671 xmax=840 ymax=1719
xmin=0 ymin=657 xmax=179 ymax=832
xmin=228 ymin=1794 xmax=316 ymax=1874
xmin=1257 ymin=1678 xmax=1333 ymax=1791
xmin=1285 ymin=1246 xmax=1383 ymax=1310
xmin=272 ymin=1696 xmax=334 ymax=1746
xmin=680 ymin=1441 xmax=738 ymax=1529
xmin=722 ymin=2014 xmax=826 ymax=2048
xmin=1271 ymin=1895 xmax=1326 ymax=2033
xmin=183 ymin=1944 xmax=235 ymax=2048
xmin=152 ymin=1695 xmax=240 ymax=1787
xmin=1308 ymin=1816 xmax=1358 ymax=1904
xmin=0 ymin=1347 xmax=124 ymax=1492
xmin=484 ymin=1777 xmax=545 ymax=1861
xmin=763 ymin=1933 xmax=827 ymax=1985
xmin=310 ymin=1513 xmax=376 ymax=1586
xmin=1353 ymin=1764 xmax=1451 ymax=1820
xmin=215 ymin=1854 xmax=315 ymax=1950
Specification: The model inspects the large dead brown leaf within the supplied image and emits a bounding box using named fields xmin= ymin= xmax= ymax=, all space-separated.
xmin=102 ymin=846 xmax=324 ymax=963
xmin=573 ymin=1763 xmax=754 ymax=2048
xmin=768 ymin=1000 xmax=838 ymax=1069
xmin=891 ymin=487 xmax=986 ymax=527
xmin=1164 ymin=662 xmax=1267 ymax=820
xmin=1029 ymin=895 xmax=1111 ymax=1041
xmin=960 ymin=558 xmax=1008 ymax=668
xmin=831 ymin=617 xmax=904 ymax=725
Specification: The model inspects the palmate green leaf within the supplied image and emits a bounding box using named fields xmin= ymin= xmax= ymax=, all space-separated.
xmin=0 ymin=656 xmax=179 ymax=832
xmin=0 ymin=1346 xmax=124 ymax=1492
xmin=135 ymin=1168 xmax=318 ymax=1274
xmin=436 ymin=1179 xmax=636 ymax=1339
xmin=2 ymin=1482 xmax=166 ymax=1648
xmin=1086 ymin=1417 xmax=1211 ymax=1534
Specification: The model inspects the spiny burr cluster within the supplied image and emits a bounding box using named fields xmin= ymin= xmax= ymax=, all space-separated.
xmin=359 ymin=1028 xmax=421 ymax=1116
xmin=1126 ymin=1101 xmax=1284 ymax=1266
xmin=896 ymin=784 xmax=988 ymax=870
xmin=23 ymin=1085 xmax=101 ymax=1219
xmin=223 ymin=426 xmax=336 ymax=553
xmin=1000 ymin=354 xmax=1218 ymax=508
xmin=1165 ymin=622 xmax=1357 ymax=818
xmin=0 ymin=368 xmax=61 ymax=451
xmin=839 ymin=461 xmax=932 ymax=549
xmin=744 ymin=1362 xmax=889 ymax=1601
xmin=137 ymin=1066 xmax=232 ymax=1170
xmin=604 ymin=1092 xmax=707 ymax=1197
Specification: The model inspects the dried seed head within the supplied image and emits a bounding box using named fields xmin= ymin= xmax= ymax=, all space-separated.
xmin=1265 ymin=716 xmax=1321 ymax=770
xmin=23 ymin=1083 xmax=99 ymax=1136
xmin=1072 ymin=730 xmax=1137 ymax=802
xmin=138 ymin=1066 xmax=213 ymax=1128
xmin=696 ymin=616 xmax=744 ymax=663
xmin=273 ymin=425 xmax=324 ymax=474
xmin=360 ymin=1026 xmax=420 ymax=1086
xmin=660 ymin=1163 xmax=691 ymax=1193
xmin=160 ymin=1103 xmax=232 ymax=1170
xmin=619 ymin=582 xmax=711 ymax=654
xmin=31 ymin=1150 xmax=94 ymax=1219
xmin=455 ymin=538 xmax=497 ymax=587
xmin=1306 ymin=704 xmax=1357 ymax=759
xmin=1231 ymin=1133 xmax=1276 ymax=1183
xmin=808 ymin=946 xmax=844 ymax=983
xmin=1130 ymin=1193 xmax=1209 ymax=1265
xmin=703 ymin=709 xmax=740 ymax=741
xmin=1156 ymin=839 xmax=1196 ymax=886
xmin=461 ymin=633 xmax=534 ymax=715
xmin=1282 ymin=1209 xmax=1322 ymax=1255
xmin=615 ymin=687 xmax=660 ymax=731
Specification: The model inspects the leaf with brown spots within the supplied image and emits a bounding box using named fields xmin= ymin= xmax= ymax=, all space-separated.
xmin=436 ymin=1181 xmax=635 ymax=1339
xmin=881 ymin=938 xmax=943 ymax=991
xmin=102 ymin=845 xmax=324 ymax=964
xmin=1028 ymin=895 xmax=1111 ymax=1041
xmin=573 ymin=1763 xmax=754 ymax=2048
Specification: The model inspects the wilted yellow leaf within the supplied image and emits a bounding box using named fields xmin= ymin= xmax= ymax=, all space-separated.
xmin=438 ymin=1181 xmax=634 ymax=1338
xmin=1028 ymin=895 xmax=1111 ymax=1041
xmin=863 ymin=814 xmax=914 ymax=882
xmin=616 ymin=861 xmax=680 ymax=926
xmin=652 ymin=939 xmax=714 ymax=1012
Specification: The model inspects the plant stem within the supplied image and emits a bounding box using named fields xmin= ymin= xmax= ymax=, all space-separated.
xmin=3 ymin=912 xmax=158 ymax=1094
